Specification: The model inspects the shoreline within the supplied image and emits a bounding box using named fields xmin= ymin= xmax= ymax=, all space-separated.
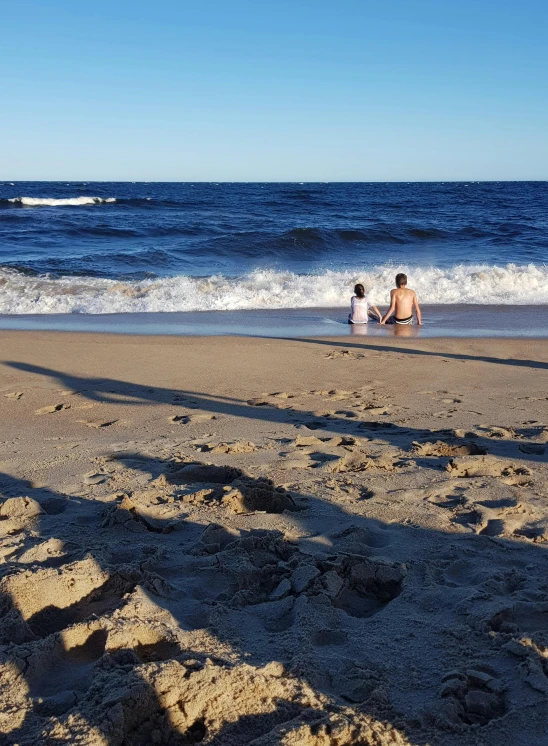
xmin=1 ymin=303 xmax=548 ymax=338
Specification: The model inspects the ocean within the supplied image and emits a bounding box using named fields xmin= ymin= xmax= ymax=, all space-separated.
xmin=1 ymin=181 xmax=547 ymax=336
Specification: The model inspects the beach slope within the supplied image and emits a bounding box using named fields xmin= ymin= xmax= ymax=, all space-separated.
xmin=1 ymin=332 xmax=547 ymax=745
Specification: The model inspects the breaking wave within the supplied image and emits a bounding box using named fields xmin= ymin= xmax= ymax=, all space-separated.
xmin=5 ymin=196 xmax=117 ymax=207
xmin=0 ymin=264 xmax=546 ymax=314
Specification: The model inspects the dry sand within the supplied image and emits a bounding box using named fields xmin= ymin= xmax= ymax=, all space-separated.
xmin=0 ymin=331 xmax=547 ymax=746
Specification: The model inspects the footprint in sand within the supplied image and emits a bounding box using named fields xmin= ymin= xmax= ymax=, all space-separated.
xmin=277 ymin=456 xmax=314 ymax=470
xmin=438 ymin=484 xmax=536 ymax=538
xmin=16 ymin=537 xmax=71 ymax=568
xmin=425 ymin=483 xmax=468 ymax=510
xmin=198 ymin=440 xmax=257 ymax=454
xmin=3 ymin=391 xmax=23 ymax=400
xmin=442 ymin=559 xmax=491 ymax=587
xmin=334 ymin=409 xmax=359 ymax=419
xmin=342 ymin=485 xmax=377 ymax=501
xmin=101 ymin=494 xmax=184 ymax=534
xmin=500 ymin=475 xmax=535 ymax=488
xmin=77 ymin=419 xmax=118 ymax=429
xmin=489 ymin=605 xmax=548 ymax=694
xmin=168 ymin=413 xmax=217 ymax=424
xmin=324 ymin=349 xmax=364 ymax=360
xmin=0 ymin=557 xmax=138 ymax=638
xmin=518 ymin=443 xmax=546 ymax=455
xmin=189 ymin=529 xmax=405 ymax=623
xmin=24 ymin=624 xmax=109 ymax=712
xmin=511 ymin=520 xmax=548 ymax=542
xmin=83 ymin=472 xmax=109 ymax=486
xmin=436 ymin=668 xmax=506 ymax=729
xmin=294 ymin=434 xmax=357 ymax=448
xmin=330 ymin=524 xmax=394 ymax=555
xmin=35 ymin=403 xmax=71 ymax=415
xmin=357 ymin=420 xmax=398 ymax=433
xmin=480 ymin=426 xmax=515 ymax=439
xmin=355 ymin=404 xmax=391 ymax=415
xmin=325 ymin=389 xmax=355 ymax=401
xmin=489 ymin=602 xmax=548 ymax=636
xmin=325 ymin=451 xmax=373 ymax=473
xmin=247 ymin=397 xmax=271 ymax=407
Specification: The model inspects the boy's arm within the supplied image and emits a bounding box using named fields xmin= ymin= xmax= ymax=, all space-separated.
xmin=380 ymin=292 xmax=395 ymax=324
xmin=413 ymin=292 xmax=422 ymax=325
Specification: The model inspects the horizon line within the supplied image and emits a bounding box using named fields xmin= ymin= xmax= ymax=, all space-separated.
xmin=2 ymin=179 xmax=547 ymax=184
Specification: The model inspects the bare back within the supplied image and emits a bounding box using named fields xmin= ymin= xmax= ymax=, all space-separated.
xmin=381 ymin=285 xmax=422 ymax=325
xmin=390 ymin=287 xmax=415 ymax=318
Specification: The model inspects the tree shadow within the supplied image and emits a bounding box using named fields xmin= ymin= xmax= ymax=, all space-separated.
xmin=0 ymin=465 xmax=405 ymax=744
xmin=2 ymin=436 xmax=548 ymax=745
xmin=2 ymin=362 xmax=546 ymax=471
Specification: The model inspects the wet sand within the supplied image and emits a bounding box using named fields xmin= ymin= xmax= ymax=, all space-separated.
xmin=1 ymin=332 xmax=547 ymax=745
xmin=1 ymin=303 xmax=548 ymax=338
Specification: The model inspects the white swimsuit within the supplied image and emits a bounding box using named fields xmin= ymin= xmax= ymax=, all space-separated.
xmin=348 ymin=295 xmax=371 ymax=324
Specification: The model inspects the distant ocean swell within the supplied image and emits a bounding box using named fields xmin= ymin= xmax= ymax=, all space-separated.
xmin=0 ymin=264 xmax=546 ymax=314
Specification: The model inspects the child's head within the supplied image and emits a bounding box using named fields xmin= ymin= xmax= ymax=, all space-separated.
xmin=354 ymin=283 xmax=365 ymax=298
xmin=395 ymin=273 xmax=407 ymax=288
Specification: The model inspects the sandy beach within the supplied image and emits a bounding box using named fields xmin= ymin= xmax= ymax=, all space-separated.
xmin=1 ymin=331 xmax=547 ymax=745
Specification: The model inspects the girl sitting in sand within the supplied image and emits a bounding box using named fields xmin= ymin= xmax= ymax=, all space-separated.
xmin=348 ymin=283 xmax=382 ymax=324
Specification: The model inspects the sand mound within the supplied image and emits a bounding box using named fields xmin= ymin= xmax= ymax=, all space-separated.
xmin=0 ymin=495 xmax=44 ymax=522
xmin=446 ymin=456 xmax=531 ymax=478
xmin=223 ymin=477 xmax=297 ymax=514
xmin=411 ymin=440 xmax=487 ymax=457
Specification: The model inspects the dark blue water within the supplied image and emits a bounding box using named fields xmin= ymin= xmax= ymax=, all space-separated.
xmin=0 ymin=182 xmax=546 ymax=315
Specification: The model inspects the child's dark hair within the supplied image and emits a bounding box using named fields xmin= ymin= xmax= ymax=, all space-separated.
xmin=395 ymin=273 xmax=407 ymax=287
xmin=354 ymin=283 xmax=365 ymax=298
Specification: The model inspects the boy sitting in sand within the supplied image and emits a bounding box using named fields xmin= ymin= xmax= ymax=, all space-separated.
xmin=348 ymin=283 xmax=382 ymax=324
xmin=380 ymin=273 xmax=422 ymax=326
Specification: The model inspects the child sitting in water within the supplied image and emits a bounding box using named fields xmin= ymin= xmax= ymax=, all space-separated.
xmin=348 ymin=284 xmax=382 ymax=324
xmin=380 ymin=273 xmax=422 ymax=326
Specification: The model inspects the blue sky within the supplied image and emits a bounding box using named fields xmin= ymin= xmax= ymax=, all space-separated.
xmin=1 ymin=0 xmax=546 ymax=181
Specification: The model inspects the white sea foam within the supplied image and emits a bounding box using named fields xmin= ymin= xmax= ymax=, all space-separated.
xmin=0 ymin=264 xmax=546 ymax=315
xmin=7 ymin=196 xmax=116 ymax=207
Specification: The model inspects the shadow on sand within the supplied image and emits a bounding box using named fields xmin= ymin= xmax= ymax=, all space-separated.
xmin=262 ymin=337 xmax=548 ymax=371
xmin=1 ymin=363 xmax=548 ymax=745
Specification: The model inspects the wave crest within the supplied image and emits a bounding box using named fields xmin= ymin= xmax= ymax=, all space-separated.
xmin=0 ymin=264 xmax=546 ymax=315
xmin=5 ymin=196 xmax=117 ymax=207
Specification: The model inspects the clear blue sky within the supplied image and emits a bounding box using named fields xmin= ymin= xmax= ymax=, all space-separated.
xmin=1 ymin=0 xmax=546 ymax=181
